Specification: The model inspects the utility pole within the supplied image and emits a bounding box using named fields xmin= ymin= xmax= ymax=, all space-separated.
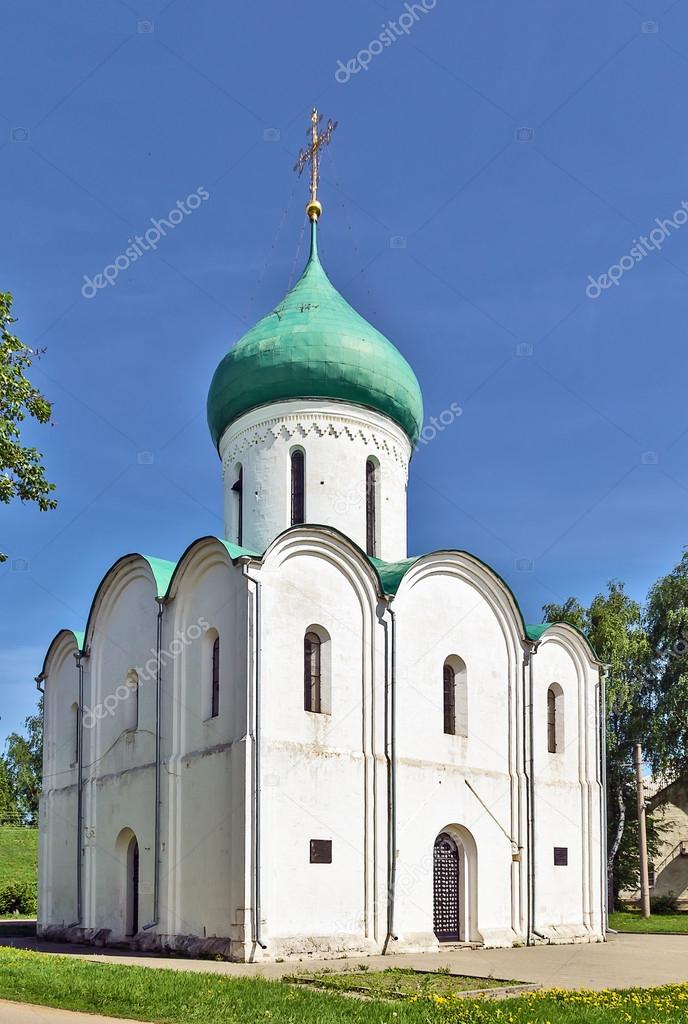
xmin=634 ymin=742 xmax=651 ymax=918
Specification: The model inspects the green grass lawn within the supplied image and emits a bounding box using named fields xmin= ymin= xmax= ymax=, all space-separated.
xmin=0 ymin=827 xmax=38 ymax=918
xmin=288 ymin=967 xmax=518 ymax=998
xmin=2 ymin=946 xmax=688 ymax=1023
xmin=0 ymin=827 xmax=38 ymax=888
xmin=610 ymin=910 xmax=688 ymax=934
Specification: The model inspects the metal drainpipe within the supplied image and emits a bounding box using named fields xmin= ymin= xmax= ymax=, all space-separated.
xmin=524 ymin=645 xmax=545 ymax=944
xmin=599 ymin=666 xmax=609 ymax=936
xmin=72 ymin=647 xmax=88 ymax=927
xmin=243 ymin=564 xmax=267 ymax=951
xmin=143 ymin=599 xmax=165 ymax=930
xmin=522 ymin=649 xmax=532 ymax=944
xmin=382 ymin=601 xmax=398 ymax=953
xmin=34 ymin=673 xmax=46 ymax=926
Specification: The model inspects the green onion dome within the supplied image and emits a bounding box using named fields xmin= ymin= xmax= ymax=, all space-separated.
xmin=207 ymin=221 xmax=423 ymax=449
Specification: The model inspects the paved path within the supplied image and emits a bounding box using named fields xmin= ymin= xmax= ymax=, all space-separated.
xmin=2 ymin=931 xmax=688 ymax=992
xmin=0 ymin=1002 xmax=144 ymax=1024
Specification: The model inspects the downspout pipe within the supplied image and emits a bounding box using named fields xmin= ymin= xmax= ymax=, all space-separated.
xmin=71 ymin=647 xmax=89 ymax=927
xmin=242 ymin=563 xmax=267 ymax=951
xmin=599 ymin=665 xmax=609 ymax=935
xmin=34 ymin=672 xmax=45 ymax=924
xmin=382 ymin=600 xmax=398 ymax=953
xmin=143 ymin=599 xmax=165 ymax=930
xmin=525 ymin=644 xmax=548 ymax=944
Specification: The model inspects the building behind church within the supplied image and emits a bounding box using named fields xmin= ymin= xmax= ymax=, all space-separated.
xmin=37 ymin=156 xmax=606 ymax=959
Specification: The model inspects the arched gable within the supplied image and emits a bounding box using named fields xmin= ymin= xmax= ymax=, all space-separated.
xmin=528 ymin=621 xmax=599 ymax=667
xmin=261 ymin=524 xmax=383 ymax=612
xmin=83 ymin=553 xmax=176 ymax=648
xmin=390 ymin=550 xmax=527 ymax=660
xmin=165 ymin=536 xmax=246 ymax=602
xmin=40 ymin=628 xmax=82 ymax=679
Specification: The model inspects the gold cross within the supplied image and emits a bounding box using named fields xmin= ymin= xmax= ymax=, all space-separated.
xmin=294 ymin=107 xmax=338 ymax=221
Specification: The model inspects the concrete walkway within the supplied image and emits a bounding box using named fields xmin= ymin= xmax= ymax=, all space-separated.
xmin=2 ymin=932 xmax=688 ymax=992
xmin=0 ymin=1002 xmax=144 ymax=1024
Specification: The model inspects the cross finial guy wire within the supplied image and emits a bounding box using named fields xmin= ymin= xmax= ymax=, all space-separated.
xmin=294 ymin=107 xmax=338 ymax=221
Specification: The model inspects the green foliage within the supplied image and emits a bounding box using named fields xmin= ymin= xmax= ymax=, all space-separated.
xmin=0 ymin=291 xmax=56 ymax=562
xmin=644 ymin=550 xmax=688 ymax=778
xmin=651 ymin=892 xmax=680 ymax=915
xmin=613 ymin=811 xmax=665 ymax=898
xmin=0 ymin=827 xmax=39 ymax=889
xmin=2 ymin=704 xmax=43 ymax=826
xmin=0 ymin=880 xmax=36 ymax=915
xmin=0 ymin=760 xmax=16 ymax=826
xmin=543 ymin=582 xmax=652 ymax=899
xmin=2 ymin=946 xmax=688 ymax=1023
xmin=289 ymin=967 xmax=509 ymax=997
xmin=610 ymin=910 xmax=688 ymax=933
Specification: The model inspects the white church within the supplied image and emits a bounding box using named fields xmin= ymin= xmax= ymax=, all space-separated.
xmin=38 ymin=117 xmax=606 ymax=960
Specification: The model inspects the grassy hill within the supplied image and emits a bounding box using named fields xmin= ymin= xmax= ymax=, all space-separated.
xmin=0 ymin=827 xmax=38 ymax=888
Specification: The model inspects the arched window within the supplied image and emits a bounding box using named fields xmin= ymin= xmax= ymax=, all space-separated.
xmin=547 ymin=684 xmax=563 ymax=753
xmin=366 ymin=459 xmax=378 ymax=556
xmin=211 ymin=636 xmax=220 ymax=718
xmin=443 ymin=656 xmax=468 ymax=737
xmin=443 ymin=663 xmax=455 ymax=735
xmin=304 ymin=631 xmax=321 ymax=713
xmin=291 ymin=449 xmax=305 ymax=526
xmin=126 ymin=834 xmax=139 ymax=936
xmin=231 ymin=465 xmax=243 ymax=546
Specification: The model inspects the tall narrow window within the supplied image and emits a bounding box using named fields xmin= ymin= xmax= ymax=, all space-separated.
xmin=232 ymin=466 xmax=243 ymax=546
xmin=291 ymin=449 xmax=305 ymax=526
xmin=443 ymin=663 xmax=456 ymax=735
xmin=366 ymin=459 xmax=377 ymax=556
xmin=304 ymin=631 xmax=322 ymax=713
xmin=211 ymin=636 xmax=220 ymax=718
xmin=547 ymin=687 xmax=556 ymax=752
xmin=443 ymin=656 xmax=468 ymax=737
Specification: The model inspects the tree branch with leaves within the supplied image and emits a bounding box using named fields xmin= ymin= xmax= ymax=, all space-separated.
xmin=0 ymin=291 xmax=57 ymax=561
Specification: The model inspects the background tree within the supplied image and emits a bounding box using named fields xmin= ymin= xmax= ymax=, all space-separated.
xmin=543 ymin=581 xmax=652 ymax=905
xmin=644 ymin=550 xmax=688 ymax=780
xmin=0 ymin=757 xmax=17 ymax=826
xmin=0 ymin=291 xmax=56 ymax=562
xmin=3 ymin=703 xmax=43 ymax=826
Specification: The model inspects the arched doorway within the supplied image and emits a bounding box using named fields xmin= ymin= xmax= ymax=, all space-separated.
xmin=433 ymin=832 xmax=460 ymax=941
xmin=126 ymin=835 xmax=139 ymax=936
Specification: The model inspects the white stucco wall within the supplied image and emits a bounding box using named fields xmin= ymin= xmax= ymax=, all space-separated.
xmin=39 ymin=534 xmax=603 ymax=960
xmin=218 ymin=400 xmax=411 ymax=561
xmin=162 ymin=539 xmax=249 ymax=946
xmin=391 ymin=554 xmax=525 ymax=949
xmin=531 ymin=632 xmax=603 ymax=940
xmin=39 ymin=631 xmax=80 ymax=929
xmin=80 ymin=557 xmax=160 ymax=936
xmin=255 ymin=531 xmax=386 ymax=955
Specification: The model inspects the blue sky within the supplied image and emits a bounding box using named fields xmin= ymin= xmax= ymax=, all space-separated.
xmin=2 ymin=0 xmax=688 ymax=741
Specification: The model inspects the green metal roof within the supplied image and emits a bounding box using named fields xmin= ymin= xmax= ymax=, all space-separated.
xmin=525 ymin=623 xmax=552 ymax=642
xmin=218 ymin=539 xmax=258 ymax=561
xmin=368 ymin=555 xmax=420 ymax=595
xmin=142 ymin=555 xmax=177 ymax=599
xmin=207 ymin=220 xmax=424 ymax=448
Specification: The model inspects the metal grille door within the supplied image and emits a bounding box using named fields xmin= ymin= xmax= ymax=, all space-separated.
xmin=433 ymin=832 xmax=459 ymax=942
